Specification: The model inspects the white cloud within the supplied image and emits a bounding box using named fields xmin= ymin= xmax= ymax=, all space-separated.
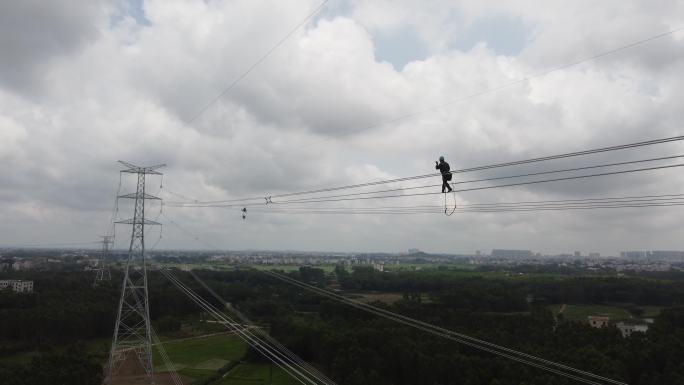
xmin=0 ymin=0 xmax=113 ymax=94
xmin=0 ymin=114 xmax=27 ymax=160
xmin=0 ymin=0 xmax=683 ymax=254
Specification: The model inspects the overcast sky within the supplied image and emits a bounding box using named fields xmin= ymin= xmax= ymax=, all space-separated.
xmin=1 ymin=0 xmax=683 ymax=256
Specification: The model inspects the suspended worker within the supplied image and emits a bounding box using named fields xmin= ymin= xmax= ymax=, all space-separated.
xmin=435 ymin=156 xmax=453 ymax=193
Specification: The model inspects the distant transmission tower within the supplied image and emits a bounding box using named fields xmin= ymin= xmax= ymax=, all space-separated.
xmin=105 ymin=161 xmax=164 ymax=384
xmin=93 ymin=235 xmax=113 ymax=286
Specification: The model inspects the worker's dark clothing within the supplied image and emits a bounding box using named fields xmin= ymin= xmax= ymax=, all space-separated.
xmin=436 ymin=161 xmax=452 ymax=193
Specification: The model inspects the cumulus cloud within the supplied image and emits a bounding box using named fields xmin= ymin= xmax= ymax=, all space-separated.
xmin=0 ymin=0 xmax=683 ymax=254
xmin=0 ymin=0 xmax=113 ymax=94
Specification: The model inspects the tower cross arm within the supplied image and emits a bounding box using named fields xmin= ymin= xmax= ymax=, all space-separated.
xmin=118 ymin=193 xmax=162 ymax=200
xmin=115 ymin=219 xmax=162 ymax=226
xmin=117 ymin=161 xmax=166 ymax=175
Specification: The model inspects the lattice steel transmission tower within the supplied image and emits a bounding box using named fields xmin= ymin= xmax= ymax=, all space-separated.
xmin=105 ymin=161 xmax=164 ymax=384
xmin=94 ymin=235 xmax=113 ymax=286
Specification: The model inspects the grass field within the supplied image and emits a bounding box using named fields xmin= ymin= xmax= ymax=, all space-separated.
xmin=153 ymin=332 xmax=320 ymax=384
xmin=549 ymin=304 xmax=661 ymax=322
xmin=248 ymin=264 xmax=337 ymax=273
xmin=383 ymin=262 xmax=478 ymax=272
xmin=153 ymin=332 xmax=247 ymax=380
xmin=217 ymin=362 xmax=301 ymax=385
xmin=353 ymin=292 xmax=405 ymax=304
xmin=641 ymin=306 xmax=663 ymax=318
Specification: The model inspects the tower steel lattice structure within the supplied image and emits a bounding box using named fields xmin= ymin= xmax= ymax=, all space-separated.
xmin=105 ymin=161 xmax=164 ymax=384
xmin=94 ymin=235 xmax=113 ymax=286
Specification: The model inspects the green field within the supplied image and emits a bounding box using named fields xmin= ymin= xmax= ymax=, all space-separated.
xmin=353 ymin=292 xmax=405 ymax=304
xmin=383 ymin=262 xmax=477 ymax=272
xmin=248 ymin=264 xmax=337 ymax=273
xmin=641 ymin=306 xmax=663 ymax=318
xmin=217 ymin=362 xmax=301 ymax=385
xmin=154 ymin=332 xmax=316 ymax=385
xmin=549 ymin=304 xmax=661 ymax=322
xmin=153 ymin=333 xmax=247 ymax=380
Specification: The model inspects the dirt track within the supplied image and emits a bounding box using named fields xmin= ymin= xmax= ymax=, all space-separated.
xmin=107 ymin=351 xmax=191 ymax=385
xmin=108 ymin=373 xmax=191 ymax=385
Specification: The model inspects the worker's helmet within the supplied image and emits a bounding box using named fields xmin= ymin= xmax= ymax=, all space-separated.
xmin=439 ymin=156 xmax=444 ymax=162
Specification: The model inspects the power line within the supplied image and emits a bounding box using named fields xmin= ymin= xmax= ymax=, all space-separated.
xmin=248 ymin=195 xmax=684 ymax=212
xmin=148 ymin=210 xmax=666 ymax=383
xmin=148 ymin=213 xmax=656 ymax=382
xmin=277 ymin=136 xmax=684 ymax=200
xmin=150 ymin=327 xmax=184 ymax=385
xmin=166 ymin=135 xmax=684 ymax=206
xmin=250 ymin=202 xmax=684 ymax=216
xmin=236 ymin=154 xmax=684 ymax=205
xmin=270 ymin=163 xmax=684 ymax=205
xmin=303 ymin=26 xmax=684 ymax=146
xmin=187 ymin=269 xmax=337 ymax=385
xmin=261 ymin=270 xmax=627 ymax=385
xmin=159 ymin=268 xmax=336 ymax=385
xmin=167 ymin=162 xmax=684 ymax=208
xmin=244 ymin=193 xmax=684 ymax=212
xmin=161 ymin=211 xmax=223 ymax=250
xmin=105 ymin=171 xmax=123 ymax=239
xmin=185 ymin=0 xmax=330 ymax=126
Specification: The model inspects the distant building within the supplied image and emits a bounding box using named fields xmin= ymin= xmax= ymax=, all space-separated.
xmin=588 ymin=316 xmax=610 ymax=328
xmin=620 ymin=251 xmax=648 ymax=259
xmin=491 ymin=249 xmax=533 ymax=259
xmin=0 ymin=259 xmax=12 ymax=271
xmin=588 ymin=252 xmax=601 ymax=258
xmin=11 ymin=260 xmax=34 ymax=271
xmin=408 ymin=248 xmax=421 ymax=255
xmin=650 ymin=251 xmax=684 ymax=262
xmin=616 ymin=322 xmax=648 ymax=338
xmin=574 ymin=251 xmax=581 ymax=258
xmin=372 ymin=263 xmax=384 ymax=272
xmin=0 ymin=280 xmax=34 ymax=293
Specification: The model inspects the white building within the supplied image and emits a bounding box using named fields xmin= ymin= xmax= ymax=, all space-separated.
xmin=620 ymin=251 xmax=648 ymax=259
xmin=491 ymin=249 xmax=533 ymax=259
xmin=616 ymin=322 xmax=649 ymax=338
xmin=0 ymin=280 xmax=34 ymax=293
xmin=650 ymin=251 xmax=684 ymax=262
xmin=11 ymin=260 xmax=34 ymax=271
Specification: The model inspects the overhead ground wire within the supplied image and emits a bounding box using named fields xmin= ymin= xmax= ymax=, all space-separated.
xmin=185 ymin=0 xmax=330 ymax=126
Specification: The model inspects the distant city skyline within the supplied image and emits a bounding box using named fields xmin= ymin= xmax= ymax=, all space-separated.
xmin=5 ymin=245 xmax=684 ymax=262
